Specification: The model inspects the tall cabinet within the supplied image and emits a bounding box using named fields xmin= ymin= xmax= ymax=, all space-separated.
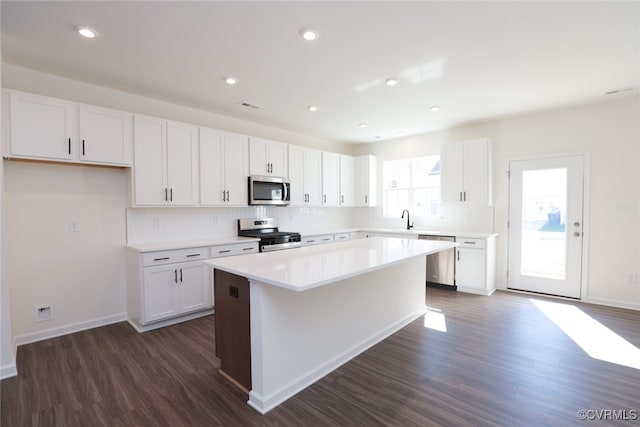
xmin=133 ymin=116 xmax=198 ymax=206
xmin=200 ymin=128 xmax=249 ymax=206
xmin=354 ymin=155 xmax=377 ymax=207
xmin=288 ymin=144 xmax=322 ymax=206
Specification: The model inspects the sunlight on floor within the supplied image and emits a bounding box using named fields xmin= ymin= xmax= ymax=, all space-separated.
xmin=424 ymin=306 xmax=447 ymax=332
xmin=531 ymin=299 xmax=640 ymax=370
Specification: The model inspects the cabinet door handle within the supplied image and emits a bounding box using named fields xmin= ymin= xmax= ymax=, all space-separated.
xmin=186 ymin=253 xmax=201 ymax=258
xmin=153 ymin=257 xmax=170 ymax=261
xmin=322 ymin=238 xmax=331 ymax=241
xmin=464 ymin=241 xmax=476 ymax=245
xmin=170 ymin=188 xmax=173 ymax=202
xmin=307 ymin=239 xmax=315 ymax=243
xmin=174 ymin=269 xmax=178 ymax=283
xmin=457 ymin=251 xmax=460 ymax=261
xmin=82 ymin=140 xmax=85 ymax=156
xmin=365 ymin=195 xmax=368 ymax=204
xmin=165 ymin=188 xmax=168 ymax=202
xmin=226 ymin=190 xmax=230 ymax=201
xmin=323 ymin=195 xmax=327 ymax=203
xmin=222 ymin=190 xmax=226 ymax=202
xmin=463 ymin=191 xmax=466 ymax=201
xmin=243 ymin=247 xmax=254 ymax=251
xmin=218 ymin=249 xmax=231 ymax=254
xmin=180 ymin=268 xmax=183 ymax=283
xmin=341 ymin=195 xmax=344 ymax=204
xmin=68 ymin=138 xmax=71 ymax=155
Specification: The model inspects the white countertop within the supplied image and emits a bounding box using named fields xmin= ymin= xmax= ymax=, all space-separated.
xmin=126 ymin=236 xmax=259 ymax=253
xmin=204 ymin=236 xmax=457 ymax=292
xmin=300 ymin=227 xmax=496 ymax=239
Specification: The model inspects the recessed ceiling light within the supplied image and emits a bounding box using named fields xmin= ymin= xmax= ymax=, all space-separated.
xmin=358 ymin=123 xmax=368 ymax=128
xmin=307 ymin=105 xmax=318 ymax=112
xmin=76 ymin=26 xmax=97 ymax=38
xmin=430 ymin=105 xmax=441 ymax=112
xmin=385 ymin=78 xmax=398 ymax=86
xmin=224 ymin=77 xmax=238 ymax=85
xmin=300 ymin=28 xmax=318 ymax=41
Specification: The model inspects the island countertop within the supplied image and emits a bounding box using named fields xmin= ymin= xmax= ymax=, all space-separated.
xmin=204 ymin=236 xmax=457 ymax=292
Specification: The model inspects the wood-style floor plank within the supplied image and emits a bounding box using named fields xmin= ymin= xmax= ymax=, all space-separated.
xmin=2 ymin=288 xmax=639 ymax=426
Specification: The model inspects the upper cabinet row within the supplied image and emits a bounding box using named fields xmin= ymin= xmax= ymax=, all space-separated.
xmin=2 ymin=90 xmax=377 ymax=208
xmin=4 ymin=90 xmax=132 ymax=166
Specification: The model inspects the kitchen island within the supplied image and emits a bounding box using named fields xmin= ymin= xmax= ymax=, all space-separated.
xmin=204 ymin=236 xmax=457 ymax=414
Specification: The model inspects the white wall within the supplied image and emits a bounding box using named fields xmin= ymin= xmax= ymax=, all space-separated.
xmin=4 ymin=161 xmax=128 ymax=343
xmin=356 ymin=95 xmax=640 ymax=310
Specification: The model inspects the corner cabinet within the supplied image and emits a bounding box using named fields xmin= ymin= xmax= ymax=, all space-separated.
xmin=133 ymin=116 xmax=198 ymax=206
xmin=4 ymin=89 xmax=132 ymax=166
xmin=249 ymin=137 xmax=288 ymax=177
xmin=441 ymin=138 xmax=492 ymax=205
xmin=355 ymin=155 xmax=377 ymax=207
xmin=288 ymin=144 xmax=322 ymax=206
xmin=200 ymin=128 xmax=248 ymax=206
xmin=454 ymin=235 xmax=497 ymax=296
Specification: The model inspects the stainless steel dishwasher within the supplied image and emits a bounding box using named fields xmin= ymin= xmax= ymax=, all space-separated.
xmin=418 ymin=235 xmax=456 ymax=289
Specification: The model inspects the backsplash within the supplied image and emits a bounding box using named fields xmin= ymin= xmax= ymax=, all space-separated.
xmin=126 ymin=206 xmax=354 ymax=244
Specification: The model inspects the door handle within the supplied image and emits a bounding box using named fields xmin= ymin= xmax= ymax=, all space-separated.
xmin=573 ymin=231 xmax=582 ymax=237
xmin=573 ymin=221 xmax=580 ymax=227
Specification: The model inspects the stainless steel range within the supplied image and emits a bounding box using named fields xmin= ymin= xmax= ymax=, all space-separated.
xmin=237 ymin=218 xmax=301 ymax=252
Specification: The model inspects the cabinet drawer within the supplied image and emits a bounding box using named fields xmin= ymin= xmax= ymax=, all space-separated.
xmin=334 ymin=232 xmax=350 ymax=242
xmin=142 ymin=247 xmax=208 ymax=266
xmin=210 ymin=242 xmax=259 ymax=258
xmin=302 ymin=234 xmax=334 ymax=246
xmin=456 ymin=238 xmax=485 ymax=249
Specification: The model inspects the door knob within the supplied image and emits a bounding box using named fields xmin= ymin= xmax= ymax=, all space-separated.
xmin=573 ymin=221 xmax=580 ymax=227
xmin=573 ymin=231 xmax=581 ymax=237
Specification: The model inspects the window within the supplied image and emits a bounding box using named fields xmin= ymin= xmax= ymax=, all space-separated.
xmin=383 ymin=155 xmax=440 ymax=218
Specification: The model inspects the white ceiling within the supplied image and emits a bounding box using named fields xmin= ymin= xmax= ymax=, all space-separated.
xmin=2 ymin=1 xmax=638 ymax=144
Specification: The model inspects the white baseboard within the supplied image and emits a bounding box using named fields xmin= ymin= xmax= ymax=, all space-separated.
xmin=1 ymin=362 xmax=17 ymax=379
xmin=127 ymin=309 xmax=213 ymax=333
xmin=14 ymin=312 xmax=127 ymax=347
xmin=457 ymin=286 xmax=495 ymax=296
xmin=247 ymin=307 xmax=426 ymax=415
xmin=585 ymin=297 xmax=640 ymax=311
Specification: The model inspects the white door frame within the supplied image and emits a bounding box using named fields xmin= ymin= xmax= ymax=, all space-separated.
xmin=506 ymin=151 xmax=590 ymax=300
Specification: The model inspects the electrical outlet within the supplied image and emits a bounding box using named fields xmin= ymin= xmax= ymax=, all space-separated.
xmin=626 ymin=273 xmax=638 ymax=284
xmin=35 ymin=305 xmax=53 ymax=322
xmin=68 ymin=220 xmax=80 ymax=232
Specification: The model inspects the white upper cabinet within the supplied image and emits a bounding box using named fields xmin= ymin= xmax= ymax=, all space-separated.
xmin=5 ymin=90 xmax=132 ymax=166
xmin=354 ymin=155 xmax=377 ymax=207
xmin=200 ymin=128 xmax=248 ymax=206
xmin=339 ymin=155 xmax=355 ymax=206
xmin=322 ymin=151 xmax=341 ymax=206
xmin=133 ymin=115 xmax=198 ymax=206
xmin=78 ymin=104 xmax=132 ymax=165
xmin=288 ymin=144 xmax=322 ymax=206
xmin=441 ymin=138 xmax=492 ymax=205
xmin=249 ymin=136 xmax=288 ymax=177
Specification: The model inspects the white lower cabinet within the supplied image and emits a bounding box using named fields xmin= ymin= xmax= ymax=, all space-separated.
xmin=454 ymin=236 xmax=496 ymax=295
xmin=126 ymin=241 xmax=258 ymax=331
xmin=142 ymin=260 xmax=209 ymax=323
xmin=301 ymin=234 xmax=334 ymax=246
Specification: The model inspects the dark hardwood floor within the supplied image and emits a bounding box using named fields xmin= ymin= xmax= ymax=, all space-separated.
xmin=2 ymin=288 xmax=639 ymax=426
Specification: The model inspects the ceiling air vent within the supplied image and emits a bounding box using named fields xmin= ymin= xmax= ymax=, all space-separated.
xmin=605 ymin=86 xmax=635 ymax=96
xmin=239 ymin=102 xmax=260 ymax=109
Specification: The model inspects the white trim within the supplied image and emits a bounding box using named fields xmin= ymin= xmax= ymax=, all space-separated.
xmin=585 ymin=297 xmax=640 ymax=312
xmin=1 ymin=363 xmax=17 ymax=379
xmin=457 ymin=286 xmax=496 ymax=296
xmin=13 ymin=312 xmax=127 ymax=347
xmin=127 ymin=309 xmax=213 ymax=333
xmin=247 ymin=307 xmax=425 ymax=415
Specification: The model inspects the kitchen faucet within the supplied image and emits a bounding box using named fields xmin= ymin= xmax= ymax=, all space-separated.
xmin=401 ymin=209 xmax=413 ymax=230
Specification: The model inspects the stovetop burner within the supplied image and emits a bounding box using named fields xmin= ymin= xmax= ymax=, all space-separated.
xmin=238 ymin=218 xmax=301 ymax=252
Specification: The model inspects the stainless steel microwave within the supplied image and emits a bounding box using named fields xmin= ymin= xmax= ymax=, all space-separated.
xmin=248 ymin=176 xmax=291 ymax=205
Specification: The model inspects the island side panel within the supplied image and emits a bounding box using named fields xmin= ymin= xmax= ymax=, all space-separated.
xmin=248 ymin=256 xmax=426 ymax=414
xmin=213 ymin=269 xmax=252 ymax=392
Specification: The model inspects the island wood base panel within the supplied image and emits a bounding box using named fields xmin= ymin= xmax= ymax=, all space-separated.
xmin=246 ymin=256 xmax=427 ymax=414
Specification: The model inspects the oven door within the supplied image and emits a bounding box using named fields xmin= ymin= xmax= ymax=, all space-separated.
xmin=249 ymin=176 xmax=291 ymax=205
